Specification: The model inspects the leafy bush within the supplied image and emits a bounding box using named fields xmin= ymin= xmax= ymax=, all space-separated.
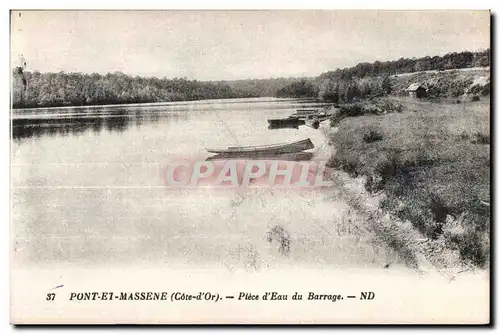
xmin=363 ymin=129 xmax=384 ymax=143
xmin=449 ymin=78 xmax=474 ymax=97
xmin=472 ymin=132 xmax=490 ymax=144
xmin=443 ymin=213 xmax=490 ymax=267
xmin=426 ymin=85 xmax=444 ymax=100
xmin=469 ymin=84 xmax=483 ymax=95
xmin=338 ymin=104 xmax=366 ymax=117
xmin=364 ymin=174 xmax=384 ymax=193
xmin=375 ymin=154 xmax=398 ymax=179
xmin=332 ymin=98 xmax=404 ymax=127
xmin=481 ymin=83 xmax=490 ymax=96
xmin=429 ymin=195 xmax=450 ymax=226
xmin=459 ymin=131 xmax=469 ymax=140
xmin=328 ymin=154 xmax=360 ymax=177
xmin=330 ymin=116 xmax=342 ymax=127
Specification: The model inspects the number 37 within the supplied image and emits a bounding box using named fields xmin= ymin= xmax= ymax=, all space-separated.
xmin=46 ymin=293 xmax=56 ymax=301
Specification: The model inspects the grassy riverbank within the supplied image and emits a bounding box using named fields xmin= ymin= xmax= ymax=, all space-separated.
xmin=327 ymin=97 xmax=490 ymax=268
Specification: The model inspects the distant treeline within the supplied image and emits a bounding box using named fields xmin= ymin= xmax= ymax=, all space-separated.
xmin=11 ymin=70 xmax=308 ymax=109
xmin=225 ymin=78 xmax=310 ymax=98
xmin=318 ymin=49 xmax=490 ymax=81
xmin=12 ymin=49 xmax=490 ymax=108
xmin=276 ymin=49 xmax=491 ymax=102
xmin=275 ymin=80 xmax=318 ymax=98
xmin=276 ymin=76 xmax=392 ymax=103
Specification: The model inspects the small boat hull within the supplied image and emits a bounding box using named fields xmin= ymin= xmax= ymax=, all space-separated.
xmin=206 ymin=138 xmax=314 ymax=156
xmin=206 ymin=151 xmax=314 ymax=161
xmin=295 ymin=108 xmax=320 ymax=113
xmin=267 ymin=117 xmax=305 ymax=128
xmin=295 ymin=112 xmax=334 ymax=121
xmin=289 ymin=109 xmax=321 ymax=118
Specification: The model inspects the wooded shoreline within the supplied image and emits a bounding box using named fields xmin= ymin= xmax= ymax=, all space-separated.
xmin=12 ymin=49 xmax=489 ymax=109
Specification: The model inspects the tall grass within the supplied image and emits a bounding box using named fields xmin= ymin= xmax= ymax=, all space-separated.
xmin=328 ymin=99 xmax=490 ymax=267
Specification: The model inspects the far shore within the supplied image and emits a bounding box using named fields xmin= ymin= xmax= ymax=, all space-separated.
xmin=11 ymin=96 xmax=320 ymax=112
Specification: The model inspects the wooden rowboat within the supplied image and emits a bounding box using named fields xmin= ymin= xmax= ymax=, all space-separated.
xmin=206 ymin=138 xmax=314 ymax=156
xmin=206 ymin=151 xmax=314 ymax=161
xmin=290 ymin=109 xmax=334 ymax=120
xmin=290 ymin=111 xmax=319 ymax=118
xmin=267 ymin=117 xmax=305 ymax=128
xmin=295 ymin=108 xmax=320 ymax=113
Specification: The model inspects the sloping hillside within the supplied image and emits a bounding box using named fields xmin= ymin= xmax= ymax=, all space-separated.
xmin=391 ymin=68 xmax=490 ymax=100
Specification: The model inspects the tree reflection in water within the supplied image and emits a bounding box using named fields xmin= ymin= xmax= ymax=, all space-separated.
xmin=11 ymin=107 xmax=189 ymax=142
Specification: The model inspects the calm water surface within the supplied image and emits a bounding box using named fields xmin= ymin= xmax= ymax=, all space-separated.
xmin=12 ymin=98 xmax=402 ymax=270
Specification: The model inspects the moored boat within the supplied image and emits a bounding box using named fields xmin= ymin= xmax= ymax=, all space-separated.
xmin=290 ymin=109 xmax=320 ymax=118
xmin=267 ymin=117 xmax=305 ymax=128
xmin=268 ymin=123 xmax=300 ymax=130
xmin=290 ymin=108 xmax=334 ymax=120
xmin=295 ymin=108 xmax=320 ymax=113
xmin=206 ymin=151 xmax=314 ymax=161
xmin=206 ymin=138 xmax=314 ymax=156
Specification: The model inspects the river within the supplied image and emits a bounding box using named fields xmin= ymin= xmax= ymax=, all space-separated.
xmin=11 ymin=97 xmax=404 ymax=270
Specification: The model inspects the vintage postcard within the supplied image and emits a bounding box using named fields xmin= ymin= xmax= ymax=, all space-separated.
xmin=10 ymin=10 xmax=491 ymax=324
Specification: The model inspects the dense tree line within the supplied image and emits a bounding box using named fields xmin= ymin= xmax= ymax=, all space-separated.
xmin=275 ymin=49 xmax=490 ymax=102
xmin=12 ymin=49 xmax=490 ymax=108
xmin=318 ymin=49 xmax=490 ymax=81
xmin=11 ymin=70 xmax=308 ymax=108
xmin=317 ymin=76 xmax=392 ymax=103
xmin=276 ymin=75 xmax=392 ymax=103
xmin=275 ymin=79 xmax=318 ymax=98
xmin=226 ymin=77 xmax=312 ymax=98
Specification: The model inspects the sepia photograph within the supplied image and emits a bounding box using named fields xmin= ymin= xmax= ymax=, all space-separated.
xmin=9 ymin=9 xmax=491 ymax=324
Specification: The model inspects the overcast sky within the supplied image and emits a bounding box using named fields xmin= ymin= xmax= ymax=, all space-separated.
xmin=10 ymin=10 xmax=490 ymax=81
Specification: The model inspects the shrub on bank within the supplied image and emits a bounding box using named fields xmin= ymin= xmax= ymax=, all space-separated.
xmin=443 ymin=213 xmax=490 ymax=267
xmin=363 ymin=129 xmax=384 ymax=143
xmin=330 ymin=98 xmax=404 ymax=127
xmin=472 ymin=132 xmax=490 ymax=144
xmin=481 ymin=83 xmax=490 ymax=96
